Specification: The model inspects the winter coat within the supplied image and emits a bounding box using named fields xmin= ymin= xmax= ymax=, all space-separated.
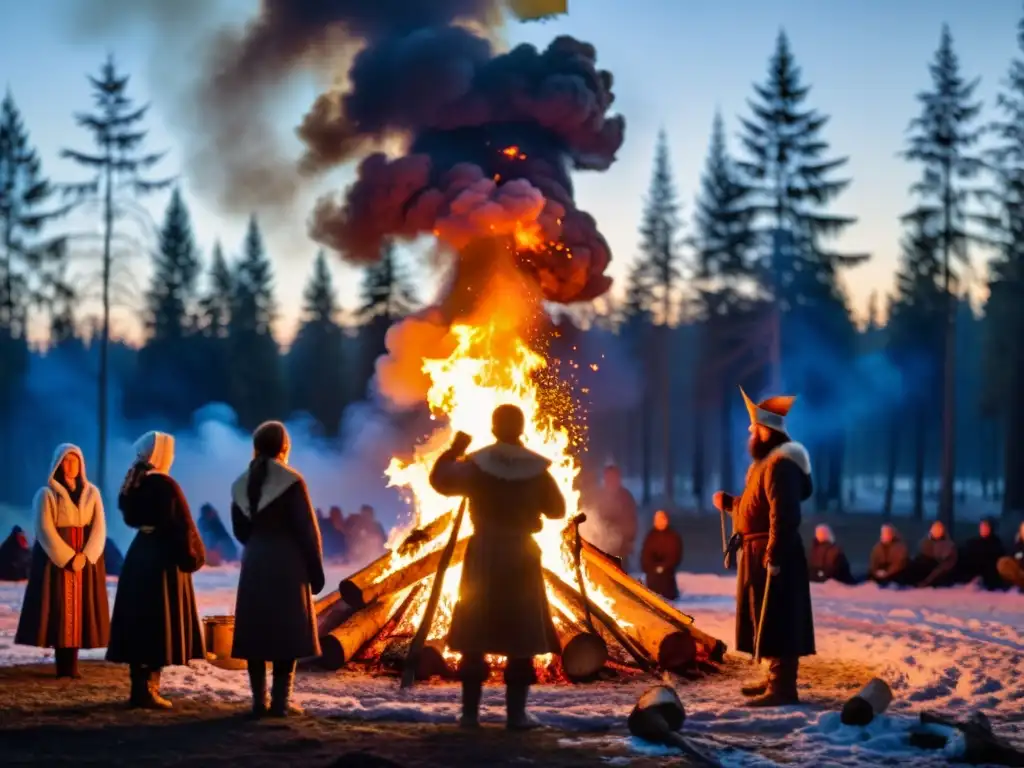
xmin=725 ymin=441 xmax=816 ymax=659
xmin=106 ymin=473 xmax=206 ymax=667
xmin=0 ymin=526 xmax=32 ymax=581
xmin=230 ymin=460 xmax=325 ymax=661
xmin=807 ymin=540 xmax=855 ymax=584
xmin=868 ymin=536 xmax=909 ymax=583
xmin=912 ymin=535 xmax=958 ymax=587
xmin=15 ymin=444 xmax=110 ymax=650
xmin=958 ymin=533 xmax=1007 ymax=590
xmin=640 ymin=527 xmax=683 ymax=599
xmin=997 ymin=537 xmax=1024 ymax=590
xmin=587 ymin=486 xmax=638 ymax=566
xmin=430 ymin=439 xmax=565 ymax=659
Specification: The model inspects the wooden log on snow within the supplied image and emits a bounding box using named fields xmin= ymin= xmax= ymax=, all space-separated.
xmin=577 ymin=560 xmax=697 ymax=672
xmin=346 ymin=537 xmax=469 ymax=610
xmin=314 ymin=591 xmax=357 ymax=637
xmin=380 ymin=636 xmax=453 ymax=680
xmin=319 ymin=587 xmax=414 ymax=670
xmin=581 ymin=542 xmax=726 ymax=661
xmin=338 ymin=511 xmax=455 ymax=606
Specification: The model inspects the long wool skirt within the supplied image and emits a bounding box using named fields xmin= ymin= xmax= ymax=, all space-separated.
xmin=15 ymin=527 xmax=110 ymax=649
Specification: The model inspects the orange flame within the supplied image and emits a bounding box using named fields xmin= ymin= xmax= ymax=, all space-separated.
xmin=501 ymin=145 xmax=528 ymax=161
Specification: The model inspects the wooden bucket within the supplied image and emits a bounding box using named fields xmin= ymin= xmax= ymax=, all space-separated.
xmin=203 ymin=615 xmax=246 ymax=670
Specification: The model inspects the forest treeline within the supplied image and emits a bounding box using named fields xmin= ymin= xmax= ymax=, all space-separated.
xmin=2 ymin=19 xmax=1024 ymax=521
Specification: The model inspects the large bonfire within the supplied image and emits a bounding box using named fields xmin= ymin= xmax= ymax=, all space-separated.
xmin=181 ymin=0 xmax=724 ymax=681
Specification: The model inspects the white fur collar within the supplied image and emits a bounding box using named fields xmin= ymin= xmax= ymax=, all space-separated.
xmin=469 ymin=442 xmax=551 ymax=481
xmin=231 ymin=460 xmax=301 ymax=517
xmin=769 ymin=441 xmax=811 ymax=476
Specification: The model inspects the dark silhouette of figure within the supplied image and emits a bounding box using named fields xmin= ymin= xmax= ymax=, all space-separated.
xmin=869 ymin=524 xmax=909 ymax=586
xmin=198 ymin=504 xmax=239 ymax=565
xmin=957 ymin=517 xmax=1007 ymax=590
xmin=640 ymin=510 xmax=683 ymax=599
xmin=807 ymin=524 xmax=855 ymax=584
xmin=0 ymin=526 xmax=32 ymax=581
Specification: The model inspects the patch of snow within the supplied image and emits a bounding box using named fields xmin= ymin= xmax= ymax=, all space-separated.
xmin=1 ymin=566 xmax=1021 ymax=766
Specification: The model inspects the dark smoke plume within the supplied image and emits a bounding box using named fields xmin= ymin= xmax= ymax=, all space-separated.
xmin=304 ymin=23 xmax=624 ymax=304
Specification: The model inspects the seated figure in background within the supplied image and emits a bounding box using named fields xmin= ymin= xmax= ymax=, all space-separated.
xmin=0 ymin=525 xmax=32 ymax=581
xmin=197 ymin=504 xmax=239 ymax=565
xmin=806 ymin=524 xmax=855 ymax=585
xmin=640 ymin=509 xmax=683 ymax=599
xmin=869 ymin=524 xmax=909 ymax=586
xmin=907 ymin=521 xmax=958 ymax=588
xmin=996 ymin=521 xmax=1024 ymax=591
xmin=957 ymin=517 xmax=1007 ymax=590
xmin=321 ymin=506 xmax=348 ymax=560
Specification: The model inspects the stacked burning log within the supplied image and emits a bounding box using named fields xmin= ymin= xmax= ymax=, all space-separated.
xmin=313 ymin=516 xmax=726 ymax=684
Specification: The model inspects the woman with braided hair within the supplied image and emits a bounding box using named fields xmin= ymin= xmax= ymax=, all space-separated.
xmin=106 ymin=431 xmax=206 ymax=709
xmin=230 ymin=421 xmax=325 ymax=718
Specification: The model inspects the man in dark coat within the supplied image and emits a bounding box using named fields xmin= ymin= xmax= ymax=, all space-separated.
xmin=640 ymin=510 xmax=683 ymax=599
xmin=0 ymin=525 xmax=32 ymax=581
xmin=869 ymin=524 xmax=909 ymax=586
xmin=907 ymin=521 xmax=958 ymax=588
xmin=807 ymin=524 xmax=855 ymax=585
xmin=429 ymin=404 xmax=565 ymax=730
xmin=997 ymin=522 xmax=1024 ymax=590
xmin=586 ymin=465 xmax=638 ymax=569
xmin=713 ymin=387 xmax=815 ymax=707
xmin=957 ymin=517 xmax=1007 ymax=590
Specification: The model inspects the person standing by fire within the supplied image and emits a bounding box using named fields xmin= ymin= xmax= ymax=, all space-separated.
xmin=712 ymin=388 xmax=815 ymax=707
xmin=230 ymin=421 xmax=325 ymax=717
xmin=106 ymin=431 xmax=206 ymax=709
xmin=429 ymin=404 xmax=565 ymax=730
xmin=15 ymin=444 xmax=110 ymax=678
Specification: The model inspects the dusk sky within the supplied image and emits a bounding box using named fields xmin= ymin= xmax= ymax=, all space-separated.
xmin=2 ymin=0 xmax=1021 ymax=345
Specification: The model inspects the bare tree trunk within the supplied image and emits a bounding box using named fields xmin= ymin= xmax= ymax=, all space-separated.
xmin=1003 ymin=352 xmax=1024 ymax=518
xmin=912 ymin=405 xmax=927 ymax=520
xmin=883 ymin=421 xmax=898 ymax=518
xmin=97 ymin=157 xmax=113 ymax=497
xmin=692 ymin=400 xmax=705 ymax=511
xmin=718 ymin=386 xmax=734 ymax=494
xmin=827 ymin=437 xmax=844 ymax=513
xmin=661 ymin=322 xmax=674 ymax=502
xmin=937 ymin=168 xmax=956 ymax=527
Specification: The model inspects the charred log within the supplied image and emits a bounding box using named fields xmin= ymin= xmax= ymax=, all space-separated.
xmin=319 ymin=587 xmax=416 ymax=671
xmin=346 ymin=538 xmax=469 ymax=609
xmin=338 ymin=512 xmax=455 ymax=606
xmin=379 ymin=636 xmax=453 ymax=680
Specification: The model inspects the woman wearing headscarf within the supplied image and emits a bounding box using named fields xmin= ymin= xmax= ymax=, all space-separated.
xmin=106 ymin=431 xmax=206 ymax=709
xmin=15 ymin=444 xmax=110 ymax=678
xmin=231 ymin=421 xmax=325 ymax=717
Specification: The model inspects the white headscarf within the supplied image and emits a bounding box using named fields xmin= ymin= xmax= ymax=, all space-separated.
xmin=133 ymin=431 xmax=175 ymax=475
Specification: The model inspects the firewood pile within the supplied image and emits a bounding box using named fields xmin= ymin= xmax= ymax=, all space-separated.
xmin=313 ymin=513 xmax=727 ymax=684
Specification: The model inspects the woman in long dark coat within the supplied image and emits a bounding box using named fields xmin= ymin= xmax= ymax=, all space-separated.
xmin=106 ymin=431 xmax=206 ymax=709
xmin=231 ymin=421 xmax=325 ymax=718
xmin=15 ymin=444 xmax=110 ymax=678
xmin=640 ymin=510 xmax=683 ymax=599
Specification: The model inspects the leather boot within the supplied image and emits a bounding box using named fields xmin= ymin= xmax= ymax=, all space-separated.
xmin=459 ymin=680 xmax=483 ymax=729
xmin=128 ymin=664 xmax=148 ymax=707
xmin=740 ymin=677 xmax=770 ymax=697
xmin=146 ymin=668 xmax=173 ymax=709
xmin=269 ymin=660 xmax=302 ymax=717
xmin=247 ymin=661 xmax=268 ymax=717
xmin=55 ymin=648 xmax=81 ymax=679
xmin=746 ymin=658 xmax=800 ymax=707
xmin=505 ymin=685 xmax=542 ymax=731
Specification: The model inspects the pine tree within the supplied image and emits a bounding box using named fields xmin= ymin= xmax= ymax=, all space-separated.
xmin=288 ymin=252 xmax=347 ymax=436
xmin=128 ymin=189 xmax=202 ymax=423
xmin=637 ymin=130 xmax=685 ymax=501
xmin=357 ymin=241 xmax=417 ymax=401
xmin=985 ymin=11 xmax=1024 ymax=516
xmin=61 ymin=55 xmax=172 ymax=492
xmin=0 ymin=91 xmax=69 ymax=409
xmin=902 ymin=25 xmax=987 ymax=524
xmin=229 ymin=216 xmax=285 ymax=429
xmin=737 ymin=30 xmax=866 ymax=307
xmin=194 ymin=240 xmax=233 ymax=408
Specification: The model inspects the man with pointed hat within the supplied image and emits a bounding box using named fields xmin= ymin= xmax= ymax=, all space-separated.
xmin=712 ymin=387 xmax=816 ymax=707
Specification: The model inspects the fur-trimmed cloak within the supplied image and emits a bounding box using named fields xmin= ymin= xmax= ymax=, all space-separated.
xmin=429 ymin=440 xmax=565 ymax=659
xmin=15 ymin=444 xmax=110 ymax=650
xmin=230 ymin=460 xmax=325 ymax=661
xmin=726 ymin=441 xmax=816 ymax=659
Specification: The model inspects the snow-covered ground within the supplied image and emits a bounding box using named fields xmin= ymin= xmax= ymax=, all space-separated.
xmin=1 ymin=565 xmax=1021 ymax=766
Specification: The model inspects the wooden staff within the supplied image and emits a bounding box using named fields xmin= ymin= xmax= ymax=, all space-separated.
xmin=400 ymin=498 xmax=468 ymax=690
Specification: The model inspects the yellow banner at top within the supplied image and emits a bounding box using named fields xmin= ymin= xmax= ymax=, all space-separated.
xmin=507 ymin=0 xmax=568 ymax=21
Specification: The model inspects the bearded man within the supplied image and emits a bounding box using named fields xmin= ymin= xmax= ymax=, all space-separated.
xmin=712 ymin=387 xmax=815 ymax=707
